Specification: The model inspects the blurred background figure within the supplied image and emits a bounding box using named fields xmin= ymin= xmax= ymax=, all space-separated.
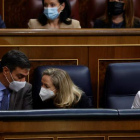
xmin=28 ymin=0 xmax=81 ymax=29
xmin=93 ymin=0 xmax=140 ymax=28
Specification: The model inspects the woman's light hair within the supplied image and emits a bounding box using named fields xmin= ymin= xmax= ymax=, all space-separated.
xmin=42 ymin=68 xmax=83 ymax=108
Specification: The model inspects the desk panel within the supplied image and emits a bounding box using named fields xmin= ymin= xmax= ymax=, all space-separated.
xmin=0 ymin=29 xmax=140 ymax=107
xmin=1 ymin=119 xmax=140 ymax=140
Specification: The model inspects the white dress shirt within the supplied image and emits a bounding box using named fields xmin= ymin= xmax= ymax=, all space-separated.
xmin=131 ymin=91 xmax=140 ymax=109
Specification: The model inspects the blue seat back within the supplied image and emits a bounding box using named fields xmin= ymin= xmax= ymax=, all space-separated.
xmin=104 ymin=63 xmax=140 ymax=109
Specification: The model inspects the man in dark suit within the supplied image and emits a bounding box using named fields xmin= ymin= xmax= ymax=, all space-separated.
xmin=0 ymin=15 xmax=6 ymax=28
xmin=0 ymin=50 xmax=32 ymax=110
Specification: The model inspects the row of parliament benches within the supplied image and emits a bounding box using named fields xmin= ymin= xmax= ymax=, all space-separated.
xmin=0 ymin=64 xmax=140 ymax=140
xmin=0 ymin=28 xmax=140 ymax=140
xmin=33 ymin=63 xmax=140 ymax=109
xmin=0 ymin=28 xmax=140 ymax=108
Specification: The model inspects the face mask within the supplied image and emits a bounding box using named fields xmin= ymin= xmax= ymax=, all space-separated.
xmin=108 ymin=2 xmax=124 ymax=16
xmin=5 ymin=73 xmax=26 ymax=92
xmin=43 ymin=5 xmax=61 ymax=20
xmin=39 ymin=87 xmax=55 ymax=101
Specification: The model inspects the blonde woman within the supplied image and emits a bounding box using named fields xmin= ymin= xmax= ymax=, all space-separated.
xmin=39 ymin=68 xmax=91 ymax=108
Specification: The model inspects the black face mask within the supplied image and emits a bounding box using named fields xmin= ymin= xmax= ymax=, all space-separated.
xmin=108 ymin=2 xmax=124 ymax=16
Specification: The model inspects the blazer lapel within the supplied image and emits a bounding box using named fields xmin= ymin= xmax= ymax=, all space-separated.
xmin=9 ymin=91 xmax=17 ymax=110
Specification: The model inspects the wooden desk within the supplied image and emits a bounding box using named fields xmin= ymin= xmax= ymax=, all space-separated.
xmin=0 ymin=116 xmax=140 ymax=140
xmin=0 ymin=29 xmax=140 ymax=107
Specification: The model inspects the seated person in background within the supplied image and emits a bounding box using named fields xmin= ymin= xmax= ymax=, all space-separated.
xmin=94 ymin=0 xmax=140 ymax=28
xmin=0 ymin=50 xmax=33 ymax=110
xmin=132 ymin=91 xmax=140 ymax=109
xmin=28 ymin=0 xmax=81 ymax=29
xmin=39 ymin=68 xmax=91 ymax=108
xmin=0 ymin=15 xmax=6 ymax=28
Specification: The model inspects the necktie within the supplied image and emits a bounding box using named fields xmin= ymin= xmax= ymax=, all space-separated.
xmin=1 ymin=89 xmax=9 ymax=110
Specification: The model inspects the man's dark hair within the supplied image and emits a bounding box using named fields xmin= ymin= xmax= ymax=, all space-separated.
xmin=0 ymin=50 xmax=31 ymax=72
xmin=38 ymin=0 xmax=72 ymax=26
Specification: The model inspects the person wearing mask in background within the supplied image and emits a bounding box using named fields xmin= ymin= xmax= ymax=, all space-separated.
xmin=38 ymin=68 xmax=91 ymax=108
xmin=94 ymin=0 xmax=140 ymax=28
xmin=28 ymin=0 xmax=81 ymax=29
xmin=0 ymin=15 xmax=6 ymax=28
xmin=0 ymin=50 xmax=33 ymax=110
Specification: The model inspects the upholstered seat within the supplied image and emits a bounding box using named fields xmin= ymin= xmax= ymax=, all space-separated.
xmin=87 ymin=0 xmax=107 ymax=28
xmin=104 ymin=63 xmax=140 ymax=109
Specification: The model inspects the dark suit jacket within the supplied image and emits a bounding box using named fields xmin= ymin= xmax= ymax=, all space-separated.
xmin=9 ymin=82 xmax=33 ymax=110
xmin=0 ymin=15 xmax=6 ymax=28
xmin=94 ymin=18 xmax=140 ymax=28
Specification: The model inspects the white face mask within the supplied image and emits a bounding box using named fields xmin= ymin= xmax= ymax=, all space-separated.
xmin=39 ymin=87 xmax=55 ymax=101
xmin=5 ymin=72 xmax=26 ymax=92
